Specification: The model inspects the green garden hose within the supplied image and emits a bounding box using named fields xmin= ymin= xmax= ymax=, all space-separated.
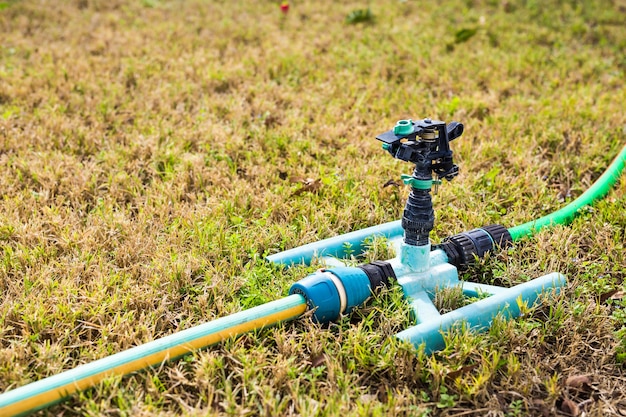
xmin=508 ymin=144 xmax=626 ymax=240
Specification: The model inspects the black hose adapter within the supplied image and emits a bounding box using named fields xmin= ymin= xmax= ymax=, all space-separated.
xmin=402 ymin=187 xmax=434 ymax=246
xmin=358 ymin=260 xmax=396 ymax=291
xmin=434 ymin=224 xmax=512 ymax=269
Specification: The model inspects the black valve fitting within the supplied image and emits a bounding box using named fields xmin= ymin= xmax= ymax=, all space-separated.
xmin=402 ymin=187 xmax=434 ymax=246
xmin=358 ymin=260 xmax=396 ymax=291
xmin=434 ymin=224 xmax=512 ymax=269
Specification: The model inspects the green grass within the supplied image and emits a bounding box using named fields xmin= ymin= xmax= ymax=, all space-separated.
xmin=1 ymin=0 xmax=626 ymax=415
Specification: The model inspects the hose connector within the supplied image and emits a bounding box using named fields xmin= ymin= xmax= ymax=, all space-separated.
xmin=289 ymin=262 xmax=395 ymax=323
xmin=434 ymin=224 xmax=512 ymax=269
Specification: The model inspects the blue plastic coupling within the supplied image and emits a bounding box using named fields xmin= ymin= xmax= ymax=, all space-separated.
xmin=289 ymin=267 xmax=371 ymax=323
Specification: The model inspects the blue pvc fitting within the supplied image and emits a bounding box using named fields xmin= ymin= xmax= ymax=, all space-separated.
xmin=266 ymin=220 xmax=403 ymax=266
xmin=289 ymin=267 xmax=373 ymax=322
xmin=289 ymin=271 xmax=342 ymax=323
xmin=326 ymin=267 xmax=371 ymax=312
xmin=395 ymin=272 xmax=566 ymax=353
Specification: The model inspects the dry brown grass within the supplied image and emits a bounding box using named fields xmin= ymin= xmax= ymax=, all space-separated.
xmin=0 ymin=0 xmax=625 ymax=415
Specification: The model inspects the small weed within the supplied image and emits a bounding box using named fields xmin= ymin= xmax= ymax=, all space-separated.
xmin=142 ymin=0 xmax=159 ymax=7
xmin=544 ymin=372 xmax=561 ymax=401
xmin=454 ymin=27 xmax=478 ymax=44
xmin=342 ymin=241 xmax=355 ymax=257
xmin=346 ymin=8 xmax=374 ymax=25
xmin=0 ymin=1 xmax=15 ymax=11
xmin=507 ymin=399 xmax=524 ymax=417
xmin=436 ymin=386 xmax=457 ymax=409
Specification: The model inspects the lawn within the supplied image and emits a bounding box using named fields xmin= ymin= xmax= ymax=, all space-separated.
xmin=1 ymin=0 xmax=626 ymax=415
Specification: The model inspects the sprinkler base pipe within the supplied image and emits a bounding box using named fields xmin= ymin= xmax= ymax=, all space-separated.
xmin=395 ymin=272 xmax=566 ymax=354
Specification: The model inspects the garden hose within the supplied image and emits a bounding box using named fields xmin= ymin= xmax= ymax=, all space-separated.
xmin=0 ymin=295 xmax=307 ymax=417
xmin=508 ymin=144 xmax=626 ymax=240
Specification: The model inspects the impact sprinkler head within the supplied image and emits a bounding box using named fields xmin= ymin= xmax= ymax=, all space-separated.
xmin=376 ymin=118 xmax=464 ymax=246
xmin=376 ymin=118 xmax=463 ymax=182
